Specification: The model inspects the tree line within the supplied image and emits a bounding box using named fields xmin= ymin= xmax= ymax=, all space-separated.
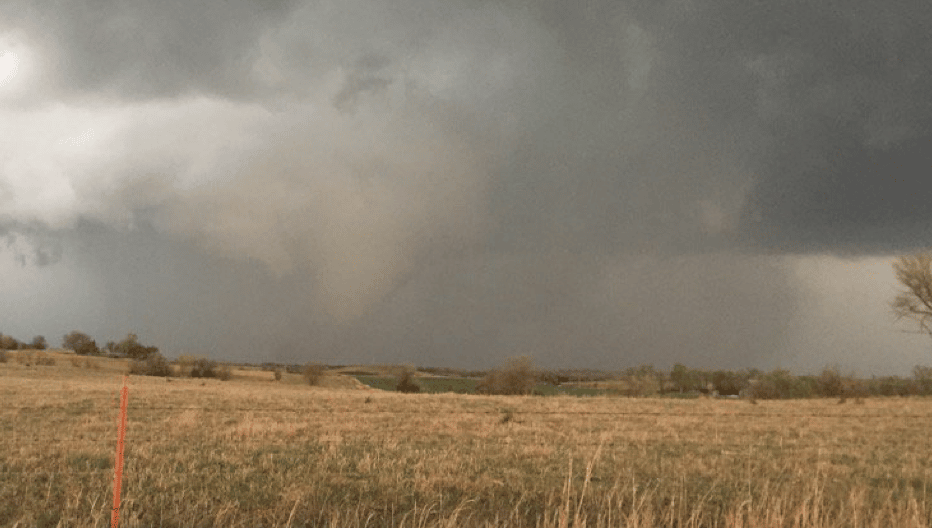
xmin=61 ymin=331 xmax=159 ymax=359
xmin=0 ymin=330 xmax=159 ymax=360
xmin=0 ymin=333 xmax=47 ymax=351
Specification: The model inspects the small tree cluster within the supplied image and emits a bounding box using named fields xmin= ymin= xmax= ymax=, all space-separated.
xmin=62 ymin=331 xmax=100 ymax=356
xmin=395 ymin=367 xmax=421 ymax=393
xmin=0 ymin=333 xmax=21 ymax=350
xmin=0 ymin=333 xmax=49 ymax=350
xmin=670 ymin=364 xmax=706 ymax=393
xmin=476 ymin=356 xmax=536 ymax=395
xmin=190 ymin=358 xmax=219 ymax=378
xmin=129 ymin=353 xmax=172 ymax=377
xmin=815 ymin=366 xmax=850 ymax=398
xmin=173 ymin=355 xmax=230 ymax=380
xmin=303 ymin=363 xmax=325 ymax=385
xmin=112 ymin=333 xmax=158 ymax=360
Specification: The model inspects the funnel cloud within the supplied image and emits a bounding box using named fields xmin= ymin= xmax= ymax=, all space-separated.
xmin=1 ymin=0 xmax=930 ymax=373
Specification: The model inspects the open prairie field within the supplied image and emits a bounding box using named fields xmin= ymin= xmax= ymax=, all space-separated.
xmin=2 ymin=358 xmax=932 ymax=527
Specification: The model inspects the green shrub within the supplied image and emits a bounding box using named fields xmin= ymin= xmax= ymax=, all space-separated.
xmin=129 ymin=353 xmax=172 ymax=377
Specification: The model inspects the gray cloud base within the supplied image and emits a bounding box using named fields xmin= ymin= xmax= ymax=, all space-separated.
xmin=1 ymin=0 xmax=929 ymax=369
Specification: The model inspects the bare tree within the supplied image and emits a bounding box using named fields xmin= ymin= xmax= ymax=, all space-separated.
xmin=892 ymin=252 xmax=932 ymax=337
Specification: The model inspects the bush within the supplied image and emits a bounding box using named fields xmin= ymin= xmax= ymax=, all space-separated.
xmin=0 ymin=334 xmax=21 ymax=350
xmin=274 ymin=369 xmax=283 ymax=381
xmin=913 ymin=365 xmax=932 ymax=395
xmin=129 ymin=353 xmax=172 ymax=377
xmin=816 ymin=366 xmax=848 ymax=398
xmin=114 ymin=333 xmax=158 ymax=360
xmin=303 ymin=363 xmax=325 ymax=385
xmin=29 ymin=336 xmax=47 ymax=350
xmin=189 ymin=358 xmax=218 ymax=378
xmin=62 ymin=331 xmax=99 ymax=356
xmin=712 ymin=370 xmax=748 ymax=396
xmin=395 ymin=368 xmax=421 ymax=393
xmin=0 ymin=349 xmax=7 ymax=363
xmin=867 ymin=376 xmax=917 ymax=397
xmin=747 ymin=369 xmax=814 ymax=399
xmin=217 ymin=364 xmax=233 ymax=381
xmin=476 ymin=356 xmax=536 ymax=395
xmin=176 ymin=355 xmax=195 ymax=376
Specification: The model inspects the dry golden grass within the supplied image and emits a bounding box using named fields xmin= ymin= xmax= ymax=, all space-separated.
xmin=2 ymin=361 xmax=932 ymax=527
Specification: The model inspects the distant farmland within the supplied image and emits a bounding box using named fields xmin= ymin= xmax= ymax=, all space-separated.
xmin=353 ymin=374 xmax=608 ymax=396
xmin=2 ymin=352 xmax=932 ymax=527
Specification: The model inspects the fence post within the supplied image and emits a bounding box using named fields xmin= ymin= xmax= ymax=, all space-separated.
xmin=111 ymin=375 xmax=129 ymax=528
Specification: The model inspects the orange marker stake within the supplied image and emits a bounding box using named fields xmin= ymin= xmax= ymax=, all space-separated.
xmin=111 ymin=375 xmax=129 ymax=528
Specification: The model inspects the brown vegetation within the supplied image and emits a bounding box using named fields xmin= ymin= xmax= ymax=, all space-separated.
xmin=302 ymin=363 xmax=325 ymax=385
xmin=476 ymin=355 xmax=536 ymax=395
xmin=892 ymin=251 xmax=932 ymax=336
xmin=128 ymin=353 xmax=172 ymax=377
xmin=395 ymin=366 xmax=421 ymax=393
xmin=3 ymin=361 xmax=932 ymax=526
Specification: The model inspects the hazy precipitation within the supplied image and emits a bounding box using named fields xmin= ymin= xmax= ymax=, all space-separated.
xmin=0 ymin=51 xmax=18 ymax=86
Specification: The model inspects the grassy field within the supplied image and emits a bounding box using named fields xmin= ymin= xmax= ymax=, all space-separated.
xmin=2 ymin=353 xmax=932 ymax=527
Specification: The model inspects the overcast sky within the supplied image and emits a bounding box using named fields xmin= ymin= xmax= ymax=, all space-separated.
xmin=1 ymin=0 xmax=931 ymax=374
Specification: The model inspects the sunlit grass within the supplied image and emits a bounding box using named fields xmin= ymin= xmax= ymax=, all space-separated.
xmin=2 ymin=358 xmax=931 ymax=526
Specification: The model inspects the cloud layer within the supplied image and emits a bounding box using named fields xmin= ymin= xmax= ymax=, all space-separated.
xmin=1 ymin=0 xmax=929 ymax=370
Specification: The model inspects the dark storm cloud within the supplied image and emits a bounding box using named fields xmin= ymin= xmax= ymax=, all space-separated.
xmin=3 ymin=0 xmax=927 ymax=370
xmin=333 ymin=252 xmax=797 ymax=370
xmin=624 ymin=0 xmax=932 ymax=254
xmin=333 ymin=54 xmax=393 ymax=112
